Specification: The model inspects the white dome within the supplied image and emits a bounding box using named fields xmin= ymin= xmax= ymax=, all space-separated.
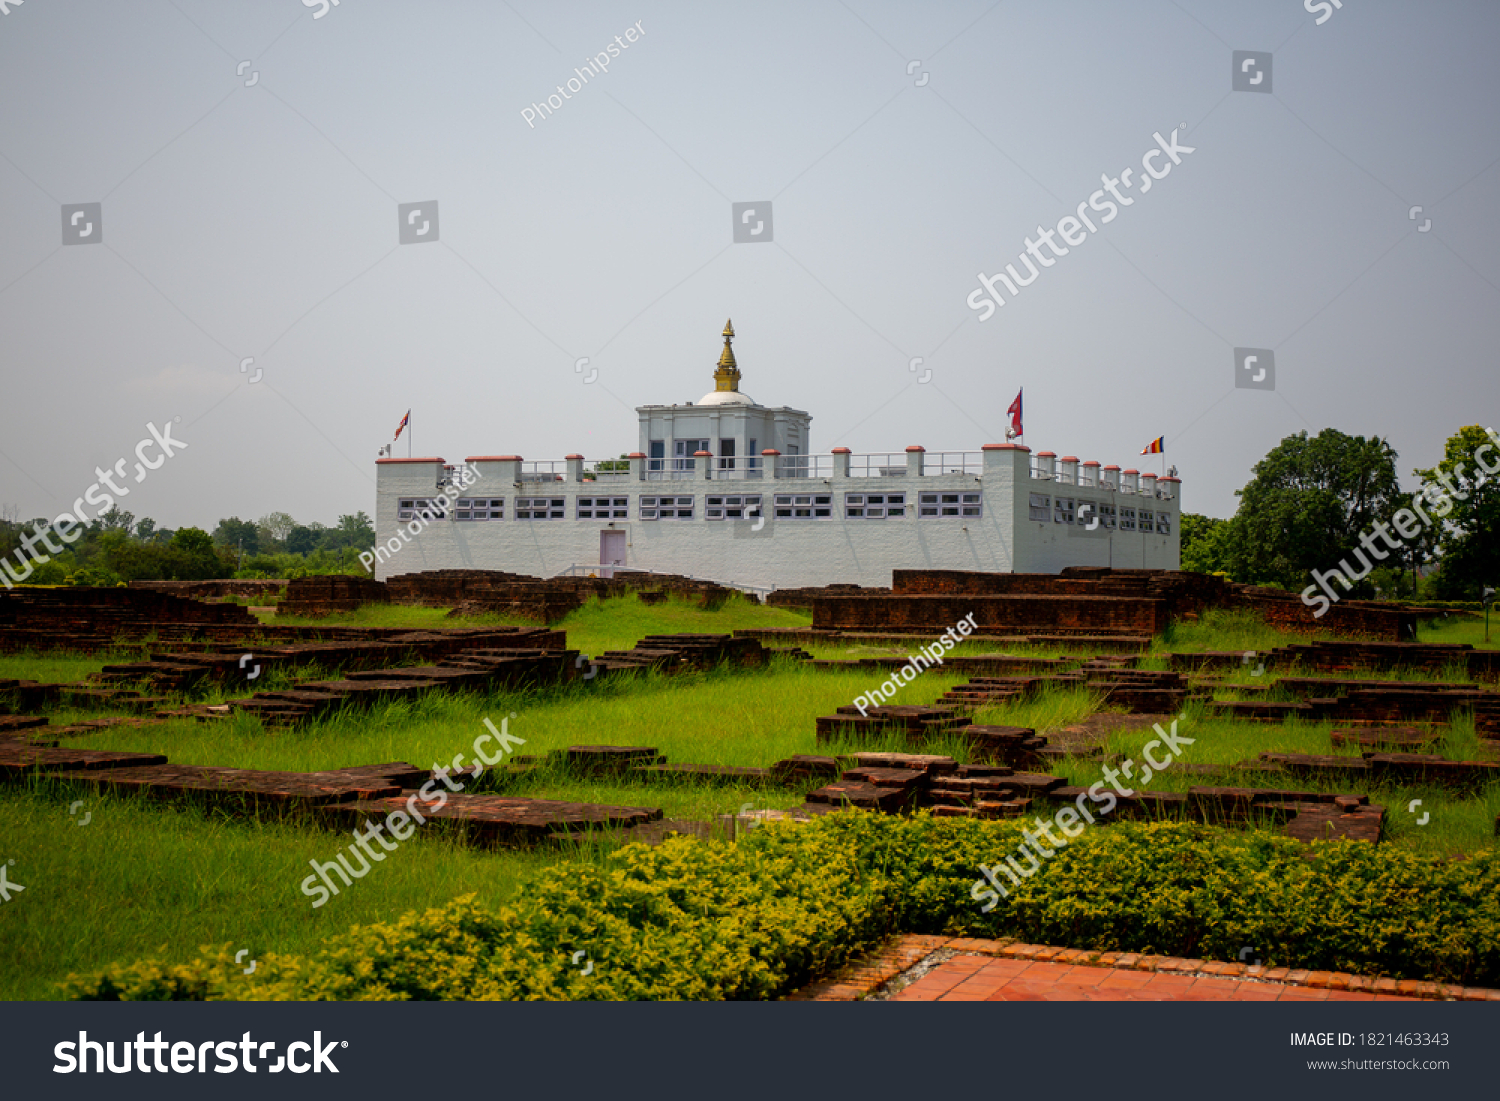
xmin=698 ymin=390 xmax=757 ymax=406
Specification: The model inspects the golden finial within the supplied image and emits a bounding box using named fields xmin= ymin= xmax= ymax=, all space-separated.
xmin=714 ymin=318 xmax=740 ymax=391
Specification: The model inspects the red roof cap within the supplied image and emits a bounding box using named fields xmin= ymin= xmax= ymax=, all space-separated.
xmin=1035 ymin=451 xmax=1056 ymax=458
xmin=905 ymin=445 xmax=925 ymax=452
xmin=831 ymin=447 xmax=851 ymax=454
xmin=1060 ymin=456 xmax=1079 ymax=463
xmin=565 ymin=453 xmax=584 ymax=461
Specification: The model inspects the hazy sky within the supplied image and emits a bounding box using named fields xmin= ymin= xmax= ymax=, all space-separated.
xmin=1 ymin=0 xmax=1496 ymax=531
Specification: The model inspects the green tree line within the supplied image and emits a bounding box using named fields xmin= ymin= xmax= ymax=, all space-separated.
xmin=0 ymin=507 xmax=374 ymax=586
xmin=1181 ymin=425 xmax=1497 ymax=601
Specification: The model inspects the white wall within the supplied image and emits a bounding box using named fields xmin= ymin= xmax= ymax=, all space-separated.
xmin=370 ymin=448 xmax=1179 ymax=589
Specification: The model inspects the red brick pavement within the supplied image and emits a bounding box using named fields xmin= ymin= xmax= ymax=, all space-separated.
xmin=892 ymin=956 xmax=1419 ymax=1002
xmin=790 ymin=936 xmax=1500 ymax=1002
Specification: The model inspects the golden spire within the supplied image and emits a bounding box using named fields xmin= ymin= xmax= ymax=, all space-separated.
xmin=713 ymin=318 xmax=740 ymax=391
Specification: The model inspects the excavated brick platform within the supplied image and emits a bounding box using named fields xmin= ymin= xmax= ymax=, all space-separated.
xmin=0 ymin=744 xmax=168 ymax=777
xmin=323 ymin=792 xmax=664 ymax=844
xmin=48 ymin=761 xmax=428 ymax=808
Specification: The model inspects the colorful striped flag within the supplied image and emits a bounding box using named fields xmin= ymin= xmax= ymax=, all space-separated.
xmin=1140 ymin=435 xmax=1164 ymax=455
xmin=394 ymin=410 xmax=410 ymax=441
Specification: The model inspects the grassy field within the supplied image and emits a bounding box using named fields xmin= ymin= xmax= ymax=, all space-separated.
xmin=1 ymin=594 xmax=1497 ymax=999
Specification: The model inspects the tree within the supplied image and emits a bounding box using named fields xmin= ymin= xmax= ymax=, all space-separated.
xmin=213 ymin=517 xmax=260 ymax=557
xmin=134 ymin=517 xmax=159 ymax=543
xmin=1413 ymin=426 xmax=1500 ymax=599
xmin=256 ymin=511 xmax=297 ymax=552
xmin=285 ymin=525 xmax=317 ymax=555
xmin=333 ymin=512 xmax=374 ymax=550
xmin=1226 ymin=429 xmax=1403 ymax=594
xmin=1179 ymin=513 xmax=1234 ymax=576
xmin=171 ymin=527 xmax=215 ymax=557
xmin=99 ymin=507 xmax=135 ymax=536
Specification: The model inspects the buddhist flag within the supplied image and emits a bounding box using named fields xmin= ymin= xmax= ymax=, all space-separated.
xmin=1006 ymin=389 xmax=1023 ymax=440
xmin=394 ymin=410 xmax=410 ymax=441
xmin=1141 ymin=435 xmax=1164 ymax=455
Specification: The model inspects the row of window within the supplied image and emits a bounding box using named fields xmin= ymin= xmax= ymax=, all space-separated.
xmin=396 ymin=492 xmax=986 ymax=522
xmin=1027 ymin=494 xmax=1172 ymax=534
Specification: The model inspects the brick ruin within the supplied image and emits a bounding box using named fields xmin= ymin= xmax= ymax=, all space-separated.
xmin=795 ymin=567 xmax=1414 ymax=641
xmin=128 ymin=579 xmax=288 ymax=601
xmin=275 ymin=569 xmax=742 ymax=621
xmin=1 ymin=572 xmax=1496 ymax=857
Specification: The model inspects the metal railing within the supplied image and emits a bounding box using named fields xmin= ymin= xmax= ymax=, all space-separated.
xmin=847 ymin=452 xmax=909 ymax=478
xmin=924 ymin=451 xmax=981 ymax=476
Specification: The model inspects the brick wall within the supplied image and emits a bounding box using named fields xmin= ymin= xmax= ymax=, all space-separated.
xmin=811 ymin=593 xmax=1166 ymax=635
xmin=129 ymin=579 xmax=288 ymax=600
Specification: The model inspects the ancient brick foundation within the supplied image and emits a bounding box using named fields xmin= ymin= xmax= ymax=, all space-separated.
xmin=809 ymin=569 xmax=1413 ymax=641
xmin=129 ymin=579 xmax=288 ymax=601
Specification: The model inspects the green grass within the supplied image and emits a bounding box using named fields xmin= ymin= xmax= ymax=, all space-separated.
xmin=0 ymin=780 xmax=581 ymax=1001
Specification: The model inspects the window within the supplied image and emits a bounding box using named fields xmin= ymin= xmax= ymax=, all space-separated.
xmin=748 ymin=438 xmax=758 ymax=469
xmin=1120 ymin=507 xmax=1136 ymax=532
xmin=577 ymin=497 xmax=629 ymax=520
xmin=516 ymin=497 xmax=565 ymax=520
xmin=397 ymin=498 xmax=446 ymax=521
xmin=1053 ymin=497 xmax=1075 ymax=524
xmin=918 ymin=492 xmax=980 ymax=518
xmin=773 ymin=493 xmax=832 ymax=519
xmin=1028 ymin=493 xmax=1050 ymax=522
xmin=1156 ymin=514 xmax=1171 ymax=535
xmin=717 ymin=439 xmax=736 ymax=470
xmin=1099 ymin=503 xmax=1117 ymax=529
xmin=705 ymin=494 xmax=761 ymax=520
xmin=453 ymin=498 xmax=505 ymax=521
xmin=640 ymin=495 xmax=694 ymax=520
xmin=673 ymin=439 xmax=708 ymax=471
xmin=845 ymin=492 xmax=905 ymax=519
xmin=648 ymin=439 xmax=665 ymax=473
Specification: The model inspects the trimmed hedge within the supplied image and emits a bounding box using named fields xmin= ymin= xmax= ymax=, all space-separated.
xmin=61 ymin=814 xmax=1500 ymax=1000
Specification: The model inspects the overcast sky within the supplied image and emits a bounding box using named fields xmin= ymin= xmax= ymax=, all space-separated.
xmin=1 ymin=0 xmax=1496 ymax=531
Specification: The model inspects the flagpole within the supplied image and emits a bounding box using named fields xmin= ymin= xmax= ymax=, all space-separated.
xmin=408 ymin=411 xmax=412 ymax=459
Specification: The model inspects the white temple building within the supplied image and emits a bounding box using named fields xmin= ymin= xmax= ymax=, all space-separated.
xmin=372 ymin=321 xmax=1181 ymax=590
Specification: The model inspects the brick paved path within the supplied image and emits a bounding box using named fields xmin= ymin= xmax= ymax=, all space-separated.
xmin=788 ymin=937 xmax=1498 ymax=1002
xmin=893 ymin=954 xmax=1418 ymax=1001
